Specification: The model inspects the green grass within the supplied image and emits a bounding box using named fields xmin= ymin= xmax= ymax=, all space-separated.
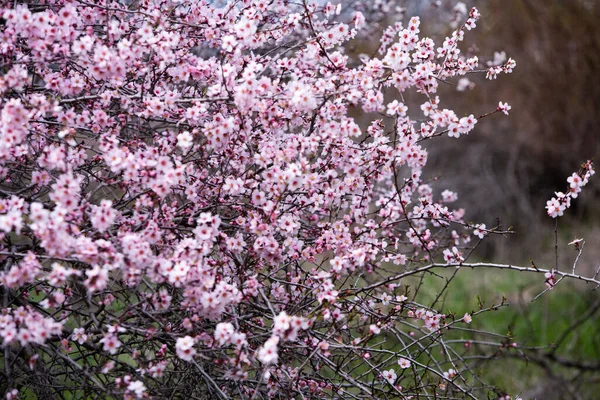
xmin=408 ymin=267 xmax=600 ymax=398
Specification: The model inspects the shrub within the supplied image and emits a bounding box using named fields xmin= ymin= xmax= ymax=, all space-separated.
xmin=0 ymin=1 xmax=595 ymax=399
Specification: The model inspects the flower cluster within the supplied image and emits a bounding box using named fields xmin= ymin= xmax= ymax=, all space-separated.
xmin=175 ymin=336 xmax=196 ymax=362
xmin=214 ymin=322 xmax=247 ymax=348
xmin=409 ymin=307 xmax=446 ymax=332
xmin=546 ymin=160 xmax=594 ymax=218
xmin=0 ymin=307 xmax=64 ymax=347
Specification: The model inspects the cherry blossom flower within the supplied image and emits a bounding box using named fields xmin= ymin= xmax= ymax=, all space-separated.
xmin=456 ymin=77 xmax=474 ymax=91
xmin=443 ymin=246 xmax=464 ymax=264
xmin=214 ymin=322 xmax=235 ymax=346
xmin=498 ymin=101 xmax=511 ymax=115
xmin=176 ymin=336 xmax=196 ymax=362
xmin=444 ymin=368 xmax=457 ymax=379
xmin=473 ymin=224 xmax=487 ymax=239
xmin=398 ymin=358 xmax=411 ymax=369
xmin=544 ymin=272 xmax=557 ymax=290
xmin=176 ymin=131 xmax=194 ymax=150
xmin=463 ymin=313 xmax=472 ymax=324
xmin=221 ymin=35 xmax=238 ymax=52
xmin=546 ymin=197 xmax=565 ymax=218
xmin=369 ymin=324 xmax=381 ymax=335
xmin=257 ymin=336 xmax=279 ymax=365
xmin=71 ymin=328 xmax=88 ymax=344
xmin=127 ymin=381 xmax=146 ymax=399
xmin=441 ymin=190 xmax=458 ymax=203
xmin=90 ymin=200 xmax=118 ymax=233
xmin=568 ymin=238 xmax=584 ymax=249
xmin=382 ymin=369 xmax=397 ymax=384
xmin=100 ymin=333 xmax=121 ymax=355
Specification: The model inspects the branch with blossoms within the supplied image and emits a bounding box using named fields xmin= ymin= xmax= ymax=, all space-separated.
xmin=0 ymin=1 xmax=596 ymax=399
xmin=545 ymin=160 xmax=595 ymax=219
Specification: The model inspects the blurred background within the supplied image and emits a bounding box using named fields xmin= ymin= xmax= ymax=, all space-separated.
xmin=352 ymin=0 xmax=600 ymax=398
xmin=424 ymin=0 xmax=600 ymax=265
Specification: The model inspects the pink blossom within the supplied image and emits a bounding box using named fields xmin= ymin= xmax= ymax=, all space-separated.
xmin=382 ymin=369 xmax=397 ymax=384
xmin=257 ymin=336 xmax=279 ymax=365
xmin=71 ymin=328 xmax=88 ymax=344
xmin=473 ymin=224 xmax=487 ymax=239
xmin=443 ymin=368 xmax=457 ymax=379
xmin=214 ymin=322 xmax=235 ymax=346
xmin=544 ymin=272 xmax=557 ymax=290
xmin=443 ymin=246 xmax=464 ymax=264
xmin=127 ymin=380 xmax=146 ymax=399
xmin=398 ymin=357 xmax=411 ymax=369
xmin=177 ymin=131 xmax=194 ymax=150
xmin=498 ymin=101 xmax=511 ymax=115
xmin=90 ymin=200 xmax=118 ymax=233
xmin=100 ymin=333 xmax=121 ymax=355
xmin=176 ymin=336 xmax=196 ymax=362
xmin=369 ymin=322 xmax=383 ymax=335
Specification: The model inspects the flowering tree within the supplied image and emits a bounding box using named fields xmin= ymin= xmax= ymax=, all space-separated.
xmin=0 ymin=0 xmax=596 ymax=399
